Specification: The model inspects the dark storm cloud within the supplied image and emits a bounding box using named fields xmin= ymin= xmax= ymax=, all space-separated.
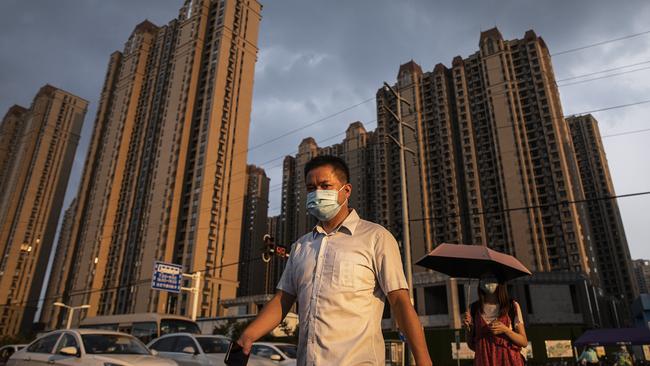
xmin=1 ymin=0 xmax=649 ymax=258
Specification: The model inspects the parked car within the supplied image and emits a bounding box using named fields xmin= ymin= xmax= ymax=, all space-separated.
xmin=7 ymin=329 xmax=177 ymax=366
xmin=250 ymin=342 xmax=297 ymax=366
xmin=148 ymin=333 xmax=230 ymax=365
xmin=0 ymin=345 xmax=26 ymax=366
xmin=148 ymin=333 xmax=283 ymax=366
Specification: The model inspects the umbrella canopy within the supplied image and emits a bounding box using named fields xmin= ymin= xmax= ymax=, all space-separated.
xmin=415 ymin=243 xmax=532 ymax=281
xmin=574 ymin=328 xmax=650 ymax=346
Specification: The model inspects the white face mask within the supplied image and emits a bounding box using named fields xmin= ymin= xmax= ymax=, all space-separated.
xmin=480 ymin=280 xmax=499 ymax=294
xmin=306 ymin=185 xmax=347 ymax=222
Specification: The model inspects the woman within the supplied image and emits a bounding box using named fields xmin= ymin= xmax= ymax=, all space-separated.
xmin=463 ymin=275 xmax=528 ymax=366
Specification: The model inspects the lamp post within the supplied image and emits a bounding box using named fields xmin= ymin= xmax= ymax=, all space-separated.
xmin=53 ymin=302 xmax=90 ymax=329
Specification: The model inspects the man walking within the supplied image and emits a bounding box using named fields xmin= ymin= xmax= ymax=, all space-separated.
xmin=238 ymin=155 xmax=432 ymax=365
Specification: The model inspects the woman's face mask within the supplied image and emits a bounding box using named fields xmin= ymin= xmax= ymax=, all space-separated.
xmin=479 ymin=277 xmax=499 ymax=294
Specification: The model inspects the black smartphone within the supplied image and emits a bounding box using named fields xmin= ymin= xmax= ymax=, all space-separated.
xmin=224 ymin=341 xmax=249 ymax=366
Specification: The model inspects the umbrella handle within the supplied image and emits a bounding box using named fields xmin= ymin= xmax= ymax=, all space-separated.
xmin=465 ymin=280 xmax=472 ymax=313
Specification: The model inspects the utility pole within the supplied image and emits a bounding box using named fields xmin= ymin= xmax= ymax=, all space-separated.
xmin=382 ymin=81 xmax=415 ymax=304
xmin=383 ymin=81 xmax=416 ymax=366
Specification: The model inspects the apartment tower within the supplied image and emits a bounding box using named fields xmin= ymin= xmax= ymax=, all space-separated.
xmin=237 ymin=165 xmax=271 ymax=296
xmin=633 ymin=259 xmax=650 ymax=295
xmin=0 ymin=86 xmax=87 ymax=335
xmin=42 ymin=0 xmax=262 ymax=325
xmin=40 ymin=199 xmax=78 ymax=330
xmin=378 ymin=29 xmax=596 ymax=277
xmin=567 ymin=114 xmax=638 ymax=303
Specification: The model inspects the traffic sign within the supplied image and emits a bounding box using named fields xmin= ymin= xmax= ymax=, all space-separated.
xmin=152 ymin=261 xmax=183 ymax=293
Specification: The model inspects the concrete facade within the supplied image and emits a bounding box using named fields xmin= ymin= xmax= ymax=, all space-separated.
xmin=0 ymin=85 xmax=88 ymax=336
xmin=41 ymin=0 xmax=262 ymax=327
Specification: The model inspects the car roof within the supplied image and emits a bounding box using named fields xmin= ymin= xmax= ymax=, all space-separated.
xmin=40 ymin=329 xmax=135 ymax=336
xmin=253 ymin=342 xmax=295 ymax=347
xmin=152 ymin=332 xmax=194 ymax=338
xmin=154 ymin=332 xmax=230 ymax=340
xmin=195 ymin=334 xmax=229 ymax=339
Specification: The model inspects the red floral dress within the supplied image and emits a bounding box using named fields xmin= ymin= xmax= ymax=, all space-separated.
xmin=471 ymin=309 xmax=524 ymax=366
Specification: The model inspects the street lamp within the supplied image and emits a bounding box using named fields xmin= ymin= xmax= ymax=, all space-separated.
xmin=54 ymin=302 xmax=90 ymax=329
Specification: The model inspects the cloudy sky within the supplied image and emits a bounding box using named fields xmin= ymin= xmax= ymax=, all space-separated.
xmin=1 ymin=0 xmax=649 ymax=259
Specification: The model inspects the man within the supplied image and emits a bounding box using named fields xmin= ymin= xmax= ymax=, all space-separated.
xmin=238 ymin=155 xmax=432 ymax=365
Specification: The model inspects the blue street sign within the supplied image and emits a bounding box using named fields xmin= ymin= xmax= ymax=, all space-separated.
xmin=152 ymin=261 xmax=183 ymax=293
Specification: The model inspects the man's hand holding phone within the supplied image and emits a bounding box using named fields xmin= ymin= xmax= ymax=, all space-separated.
xmin=224 ymin=341 xmax=249 ymax=366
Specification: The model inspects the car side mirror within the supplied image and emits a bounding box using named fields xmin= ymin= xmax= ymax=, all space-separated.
xmin=182 ymin=346 xmax=197 ymax=355
xmin=271 ymin=354 xmax=282 ymax=361
xmin=150 ymin=349 xmax=159 ymax=356
xmin=59 ymin=346 xmax=79 ymax=357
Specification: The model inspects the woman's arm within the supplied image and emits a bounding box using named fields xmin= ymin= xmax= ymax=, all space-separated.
xmin=488 ymin=321 xmax=527 ymax=347
xmin=489 ymin=302 xmax=528 ymax=347
xmin=462 ymin=311 xmax=475 ymax=350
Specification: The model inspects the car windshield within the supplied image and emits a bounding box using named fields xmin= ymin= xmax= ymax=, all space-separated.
xmin=160 ymin=319 xmax=201 ymax=335
xmin=196 ymin=337 xmax=230 ymax=354
xmin=81 ymin=334 xmax=150 ymax=355
xmin=275 ymin=345 xmax=297 ymax=359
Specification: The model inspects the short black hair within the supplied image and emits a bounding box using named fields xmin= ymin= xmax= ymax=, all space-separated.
xmin=304 ymin=155 xmax=350 ymax=183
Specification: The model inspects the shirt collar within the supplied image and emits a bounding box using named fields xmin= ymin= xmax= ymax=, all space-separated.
xmin=313 ymin=209 xmax=360 ymax=238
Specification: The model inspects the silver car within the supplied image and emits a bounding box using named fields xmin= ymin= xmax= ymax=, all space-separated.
xmin=7 ymin=329 xmax=177 ymax=366
xmin=0 ymin=345 xmax=26 ymax=366
xmin=148 ymin=333 xmax=230 ymax=366
xmin=148 ymin=333 xmax=278 ymax=366
xmin=250 ymin=343 xmax=296 ymax=366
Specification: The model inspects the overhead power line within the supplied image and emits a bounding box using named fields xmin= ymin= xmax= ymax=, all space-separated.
xmin=246 ymin=96 xmax=375 ymax=153
xmin=552 ymin=30 xmax=650 ymax=56
xmin=409 ymin=191 xmax=650 ymax=223
xmin=558 ymin=65 xmax=650 ymax=87
xmin=556 ymin=59 xmax=650 ymax=82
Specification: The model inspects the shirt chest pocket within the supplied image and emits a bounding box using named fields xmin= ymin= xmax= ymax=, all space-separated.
xmin=331 ymin=252 xmax=374 ymax=292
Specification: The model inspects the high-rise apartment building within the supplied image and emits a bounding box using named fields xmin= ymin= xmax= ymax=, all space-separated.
xmin=0 ymin=85 xmax=87 ymax=335
xmin=237 ymin=165 xmax=270 ymax=296
xmin=633 ymin=259 xmax=650 ymax=295
xmin=566 ymin=114 xmax=638 ymax=304
xmin=40 ymin=199 xmax=78 ymax=330
xmin=42 ymin=0 xmax=262 ymax=325
xmin=378 ymin=29 xmax=596 ymax=278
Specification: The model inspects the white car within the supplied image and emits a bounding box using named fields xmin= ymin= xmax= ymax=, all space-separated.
xmin=147 ymin=333 xmax=285 ymax=366
xmin=0 ymin=345 xmax=26 ymax=366
xmin=250 ymin=342 xmax=297 ymax=366
xmin=148 ymin=333 xmax=230 ymax=366
xmin=7 ymin=329 xmax=177 ymax=366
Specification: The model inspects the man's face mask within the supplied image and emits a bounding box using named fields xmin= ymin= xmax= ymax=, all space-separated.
xmin=479 ymin=278 xmax=499 ymax=294
xmin=306 ymin=185 xmax=347 ymax=222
